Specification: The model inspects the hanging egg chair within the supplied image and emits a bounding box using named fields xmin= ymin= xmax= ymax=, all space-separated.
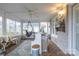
xmin=25 ymin=9 xmax=36 ymax=37
xmin=26 ymin=21 xmax=33 ymax=37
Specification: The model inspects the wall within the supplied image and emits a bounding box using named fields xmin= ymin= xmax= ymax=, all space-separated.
xmin=67 ymin=4 xmax=73 ymax=54
xmin=50 ymin=4 xmax=77 ymax=54
xmin=50 ymin=12 xmax=68 ymax=54
xmin=51 ymin=32 xmax=68 ymax=54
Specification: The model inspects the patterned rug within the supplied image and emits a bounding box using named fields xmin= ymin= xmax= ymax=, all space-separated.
xmin=6 ymin=40 xmax=31 ymax=56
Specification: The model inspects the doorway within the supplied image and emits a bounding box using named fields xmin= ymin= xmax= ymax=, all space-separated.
xmin=73 ymin=4 xmax=79 ymax=55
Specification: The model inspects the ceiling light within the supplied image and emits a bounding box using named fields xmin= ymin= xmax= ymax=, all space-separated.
xmin=57 ymin=10 xmax=65 ymax=21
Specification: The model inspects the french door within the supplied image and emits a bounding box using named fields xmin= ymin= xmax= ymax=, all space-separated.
xmin=73 ymin=4 xmax=79 ymax=55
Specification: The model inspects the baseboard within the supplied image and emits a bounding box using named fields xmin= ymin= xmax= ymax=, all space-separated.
xmin=73 ymin=49 xmax=79 ymax=56
xmin=67 ymin=48 xmax=73 ymax=54
xmin=51 ymin=39 xmax=67 ymax=54
xmin=55 ymin=42 xmax=67 ymax=54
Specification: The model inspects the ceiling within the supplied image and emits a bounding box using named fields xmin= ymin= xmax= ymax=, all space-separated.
xmin=0 ymin=3 xmax=67 ymax=22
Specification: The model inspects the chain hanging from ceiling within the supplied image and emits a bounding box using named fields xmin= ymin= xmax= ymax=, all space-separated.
xmin=26 ymin=10 xmax=34 ymax=37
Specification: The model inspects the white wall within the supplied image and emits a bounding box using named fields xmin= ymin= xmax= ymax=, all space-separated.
xmin=51 ymin=20 xmax=68 ymax=54
xmin=50 ymin=4 xmax=77 ymax=55
xmin=51 ymin=32 xmax=68 ymax=54
xmin=50 ymin=9 xmax=69 ymax=54
xmin=67 ymin=4 xmax=74 ymax=54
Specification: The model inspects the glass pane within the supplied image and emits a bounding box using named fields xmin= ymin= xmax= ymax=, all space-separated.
xmin=0 ymin=16 xmax=2 ymax=36
xmin=7 ymin=19 xmax=16 ymax=36
xmin=23 ymin=23 xmax=27 ymax=34
xmin=48 ymin=22 xmax=50 ymax=34
xmin=31 ymin=23 xmax=39 ymax=33
xmin=75 ymin=6 xmax=79 ymax=51
xmin=40 ymin=22 xmax=48 ymax=34
xmin=23 ymin=22 xmax=40 ymax=34
xmin=16 ymin=21 xmax=21 ymax=35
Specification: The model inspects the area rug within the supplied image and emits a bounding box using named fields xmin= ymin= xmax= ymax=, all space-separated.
xmin=6 ymin=40 xmax=31 ymax=56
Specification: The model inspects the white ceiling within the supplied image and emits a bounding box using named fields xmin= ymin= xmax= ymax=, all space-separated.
xmin=0 ymin=3 xmax=65 ymax=22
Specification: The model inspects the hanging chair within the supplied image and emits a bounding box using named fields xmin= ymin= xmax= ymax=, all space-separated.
xmin=26 ymin=30 xmax=32 ymax=37
xmin=26 ymin=21 xmax=33 ymax=37
xmin=25 ymin=9 xmax=35 ymax=37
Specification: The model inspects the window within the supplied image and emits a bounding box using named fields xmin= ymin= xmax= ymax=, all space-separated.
xmin=32 ymin=23 xmax=39 ymax=33
xmin=23 ymin=23 xmax=27 ymax=34
xmin=7 ymin=19 xmax=16 ymax=36
xmin=47 ymin=22 xmax=50 ymax=34
xmin=16 ymin=21 xmax=21 ymax=35
xmin=40 ymin=22 xmax=48 ymax=33
xmin=7 ymin=19 xmax=21 ymax=36
xmin=0 ymin=16 xmax=2 ymax=36
xmin=23 ymin=22 xmax=39 ymax=34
